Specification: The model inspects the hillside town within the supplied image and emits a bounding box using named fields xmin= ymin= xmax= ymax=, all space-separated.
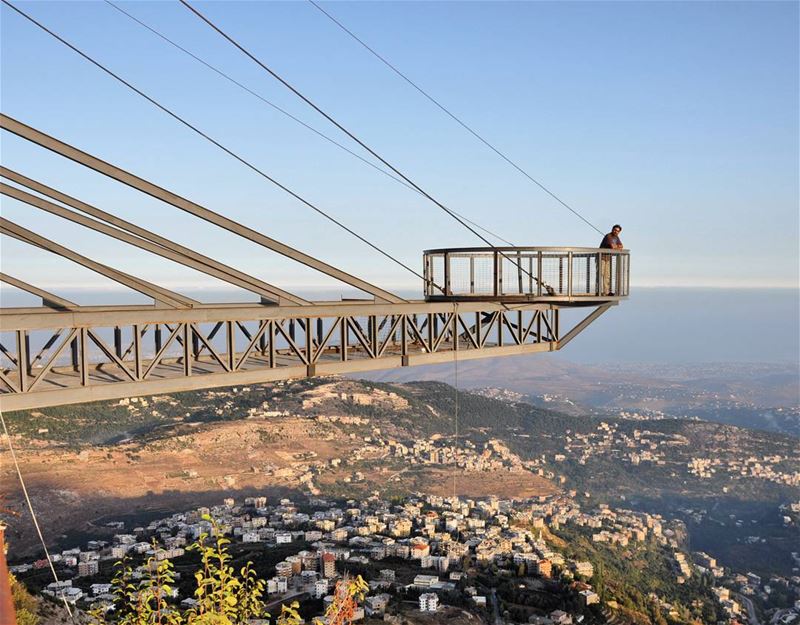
xmin=11 ymin=492 xmax=799 ymax=625
xmin=187 ymin=382 xmax=800 ymax=494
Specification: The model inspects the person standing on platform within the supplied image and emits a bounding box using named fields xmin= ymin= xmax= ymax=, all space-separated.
xmin=599 ymin=224 xmax=623 ymax=295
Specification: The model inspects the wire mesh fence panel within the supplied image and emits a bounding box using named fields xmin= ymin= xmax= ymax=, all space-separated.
xmin=500 ymin=253 xmax=528 ymax=296
xmin=448 ymin=254 xmax=474 ymax=295
xmin=617 ymin=255 xmax=630 ymax=296
xmin=471 ymin=254 xmax=495 ymax=295
xmin=571 ymin=253 xmax=597 ymax=296
xmin=429 ymin=254 xmax=445 ymax=294
xmin=540 ymin=253 xmax=567 ymax=295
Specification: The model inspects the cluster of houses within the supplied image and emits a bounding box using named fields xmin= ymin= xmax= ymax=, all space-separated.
xmin=14 ymin=489 xmax=792 ymax=624
xmin=688 ymin=454 xmax=800 ymax=487
xmin=556 ymin=421 xmax=689 ymax=468
xmin=14 ymin=492 xmax=673 ymax=622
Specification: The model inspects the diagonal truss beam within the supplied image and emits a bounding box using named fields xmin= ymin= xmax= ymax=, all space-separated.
xmin=0 ymin=271 xmax=78 ymax=310
xmin=0 ymin=168 xmax=309 ymax=306
xmin=0 ymin=179 xmax=309 ymax=307
xmin=0 ymin=304 xmax=572 ymax=411
xmin=0 ymin=217 xmax=197 ymax=309
xmin=0 ymin=114 xmax=405 ymax=304
xmin=557 ymin=303 xmax=614 ymax=349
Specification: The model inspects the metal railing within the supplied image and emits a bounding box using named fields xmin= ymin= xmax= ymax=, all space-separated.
xmin=423 ymin=247 xmax=630 ymax=301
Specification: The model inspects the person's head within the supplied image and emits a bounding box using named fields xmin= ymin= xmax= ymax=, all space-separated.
xmin=611 ymin=224 xmax=622 ymax=235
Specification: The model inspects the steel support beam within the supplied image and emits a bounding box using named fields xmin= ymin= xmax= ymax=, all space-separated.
xmin=556 ymin=303 xmax=615 ymax=350
xmin=0 ymin=272 xmax=78 ymax=310
xmin=0 ymin=170 xmax=308 ymax=306
xmin=0 ymin=114 xmax=404 ymax=303
xmin=0 ymin=301 xmax=612 ymax=412
xmin=0 ymin=217 xmax=198 ymax=309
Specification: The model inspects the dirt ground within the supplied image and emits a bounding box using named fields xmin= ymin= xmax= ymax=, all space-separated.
xmin=1 ymin=416 xmax=358 ymax=557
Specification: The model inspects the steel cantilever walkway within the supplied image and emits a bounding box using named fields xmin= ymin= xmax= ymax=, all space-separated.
xmin=0 ymin=115 xmax=629 ymax=412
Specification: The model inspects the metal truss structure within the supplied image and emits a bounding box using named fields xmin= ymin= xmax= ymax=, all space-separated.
xmin=0 ymin=114 xmax=627 ymax=411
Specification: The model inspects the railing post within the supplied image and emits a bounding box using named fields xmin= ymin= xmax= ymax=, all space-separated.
xmin=517 ymin=251 xmax=523 ymax=295
xmin=626 ymin=253 xmax=630 ymax=295
xmin=537 ymin=252 xmax=543 ymax=297
xmin=585 ymin=256 xmax=591 ymax=295
xmin=567 ymin=251 xmax=573 ymax=298
xmin=597 ymin=252 xmax=603 ymax=296
xmin=469 ymin=256 xmax=475 ymax=294
xmin=558 ymin=256 xmax=564 ymax=294
xmin=423 ymin=254 xmax=430 ymax=297
xmin=528 ymin=255 xmax=534 ymax=295
xmin=492 ymin=252 xmax=501 ymax=297
xmin=444 ymin=252 xmax=451 ymax=296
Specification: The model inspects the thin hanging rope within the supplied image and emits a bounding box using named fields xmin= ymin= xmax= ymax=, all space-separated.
xmin=452 ymin=303 xmax=459 ymax=501
xmin=307 ymin=0 xmax=604 ymax=236
xmin=0 ymin=411 xmax=75 ymax=619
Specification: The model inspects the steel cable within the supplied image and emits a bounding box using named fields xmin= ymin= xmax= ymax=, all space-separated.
xmin=180 ymin=0 xmax=551 ymax=289
xmin=307 ymin=0 xmax=604 ymax=236
xmin=181 ymin=0 xmax=516 ymax=251
xmin=104 ymin=0 xmax=513 ymax=247
xmin=2 ymin=0 xmax=434 ymax=291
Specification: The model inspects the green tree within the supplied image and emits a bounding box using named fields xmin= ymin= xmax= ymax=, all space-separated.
xmin=91 ymin=516 xmax=370 ymax=625
xmin=10 ymin=573 xmax=40 ymax=625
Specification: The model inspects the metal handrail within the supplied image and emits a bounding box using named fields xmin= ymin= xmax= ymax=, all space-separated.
xmin=423 ymin=247 xmax=630 ymax=302
xmin=424 ymin=246 xmax=629 ymax=254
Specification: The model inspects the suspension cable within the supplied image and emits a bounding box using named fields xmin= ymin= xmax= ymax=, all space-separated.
xmin=0 ymin=411 xmax=75 ymax=620
xmin=104 ymin=0 xmax=513 ymax=247
xmin=307 ymin=0 xmax=604 ymax=236
xmin=2 ymin=0 xmax=433 ymax=289
xmin=180 ymin=0 xmax=554 ymax=288
xmin=181 ymin=0 xmax=519 ymax=251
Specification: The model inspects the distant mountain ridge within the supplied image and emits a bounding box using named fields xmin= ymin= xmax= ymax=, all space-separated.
xmin=359 ymin=357 xmax=800 ymax=436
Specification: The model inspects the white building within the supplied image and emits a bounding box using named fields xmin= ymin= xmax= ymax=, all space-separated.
xmin=419 ymin=593 xmax=439 ymax=612
xmin=365 ymin=593 xmax=390 ymax=616
xmin=111 ymin=545 xmax=129 ymax=559
xmin=313 ymin=579 xmax=328 ymax=599
xmin=90 ymin=583 xmax=112 ymax=596
xmin=413 ymin=574 xmax=439 ymax=588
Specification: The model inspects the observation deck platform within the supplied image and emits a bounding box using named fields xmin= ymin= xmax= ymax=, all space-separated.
xmin=0 ymin=118 xmax=633 ymax=412
xmin=424 ymin=247 xmax=630 ymax=304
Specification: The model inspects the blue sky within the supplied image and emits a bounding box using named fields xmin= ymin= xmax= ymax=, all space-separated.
xmin=1 ymin=0 xmax=798 ymax=295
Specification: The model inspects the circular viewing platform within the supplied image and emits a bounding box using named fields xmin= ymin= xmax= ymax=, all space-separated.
xmin=423 ymin=247 xmax=630 ymax=303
